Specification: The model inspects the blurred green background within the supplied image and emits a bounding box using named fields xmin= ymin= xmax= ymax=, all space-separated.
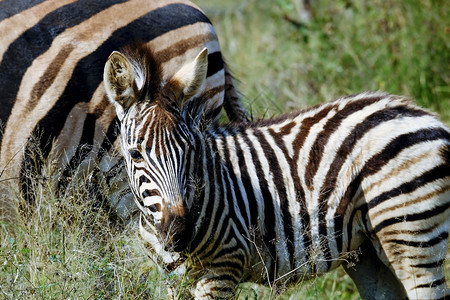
xmin=197 ymin=0 xmax=449 ymax=124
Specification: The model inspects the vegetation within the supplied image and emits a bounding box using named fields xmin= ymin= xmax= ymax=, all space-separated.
xmin=1 ymin=0 xmax=448 ymax=299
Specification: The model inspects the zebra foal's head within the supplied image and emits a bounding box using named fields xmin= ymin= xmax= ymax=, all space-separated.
xmin=103 ymin=43 xmax=208 ymax=251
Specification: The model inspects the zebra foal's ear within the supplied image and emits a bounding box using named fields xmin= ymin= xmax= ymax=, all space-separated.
xmin=104 ymin=51 xmax=138 ymax=118
xmin=164 ymin=48 xmax=208 ymax=108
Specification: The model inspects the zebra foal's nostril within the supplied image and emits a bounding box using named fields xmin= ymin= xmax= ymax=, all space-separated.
xmin=148 ymin=203 xmax=161 ymax=212
xmin=142 ymin=189 xmax=163 ymax=212
xmin=142 ymin=189 xmax=161 ymax=198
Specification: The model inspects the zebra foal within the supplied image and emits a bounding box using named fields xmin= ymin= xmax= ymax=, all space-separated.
xmin=104 ymin=44 xmax=450 ymax=299
xmin=0 ymin=0 xmax=246 ymax=225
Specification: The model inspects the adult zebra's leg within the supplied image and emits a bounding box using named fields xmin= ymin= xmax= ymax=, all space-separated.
xmin=343 ymin=240 xmax=407 ymax=300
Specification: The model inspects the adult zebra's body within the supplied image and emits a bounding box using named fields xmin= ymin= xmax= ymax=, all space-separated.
xmin=105 ymin=45 xmax=450 ymax=299
xmin=0 ymin=0 xmax=247 ymax=224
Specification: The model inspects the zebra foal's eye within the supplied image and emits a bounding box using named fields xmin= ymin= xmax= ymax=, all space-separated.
xmin=129 ymin=149 xmax=143 ymax=162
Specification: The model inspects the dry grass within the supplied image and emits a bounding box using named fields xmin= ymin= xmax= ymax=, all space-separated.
xmin=0 ymin=158 xmax=167 ymax=299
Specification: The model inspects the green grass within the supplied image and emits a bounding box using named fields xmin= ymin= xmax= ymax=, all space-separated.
xmin=1 ymin=0 xmax=449 ymax=299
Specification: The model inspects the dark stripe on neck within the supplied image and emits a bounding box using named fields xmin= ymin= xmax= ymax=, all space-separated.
xmin=202 ymin=138 xmax=243 ymax=259
xmin=290 ymin=105 xmax=335 ymax=270
xmin=240 ymin=130 xmax=277 ymax=281
xmin=220 ymin=130 xmax=251 ymax=229
xmin=189 ymin=138 xmax=222 ymax=254
xmin=259 ymin=128 xmax=296 ymax=272
xmin=0 ymin=0 xmax=48 ymax=22
xmin=232 ymin=131 xmax=260 ymax=229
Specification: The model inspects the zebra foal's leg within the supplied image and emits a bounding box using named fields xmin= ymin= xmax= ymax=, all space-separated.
xmin=368 ymin=195 xmax=450 ymax=299
xmin=193 ymin=276 xmax=237 ymax=300
xmin=343 ymin=240 xmax=407 ymax=300
xmin=192 ymin=264 xmax=242 ymax=300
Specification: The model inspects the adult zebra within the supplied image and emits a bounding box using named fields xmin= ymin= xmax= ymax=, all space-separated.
xmin=0 ymin=0 xmax=247 ymax=225
xmin=104 ymin=44 xmax=450 ymax=299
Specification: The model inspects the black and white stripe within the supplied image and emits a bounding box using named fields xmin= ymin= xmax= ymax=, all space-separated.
xmin=105 ymin=45 xmax=450 ymax=299
xmin=0 ymin=0 xmax=247 ymax=224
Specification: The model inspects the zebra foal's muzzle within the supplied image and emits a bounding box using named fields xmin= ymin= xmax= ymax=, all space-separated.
xmin=157 ymin=197 xmax=193 ymax=252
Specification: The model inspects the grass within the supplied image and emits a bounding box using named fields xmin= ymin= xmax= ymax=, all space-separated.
xmin=0 ymin=161 xmax=164 ymax=299
xmin=1 ymin=0 xmax=449 ymax=299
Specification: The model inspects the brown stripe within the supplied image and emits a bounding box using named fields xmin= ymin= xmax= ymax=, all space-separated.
xmin=364 ymin=151 xmax=431 ymax=196
xmin=279 ymin=121 xmax=296 ymax=135
xmin=0 ymin=0 xmax=77 ymax=61
xmin=91 ymin=94 xmax=111 ymax=117
xmin=292 ymin=104 xmax=335 ymax=164
xmin=198 ymin=85 xmax=225 ymax=105
xmin=28 ymin=44 xmax=75 ymax=111
xmin=382 ymin=220 xmax=444 ymax=236
xmin=155 ymin=32 xmax=216 ymax=64
xmin=401 ymin=255 xmax=429 ymax=259
xmin=371 ymin=183 xmax=450 ymax=219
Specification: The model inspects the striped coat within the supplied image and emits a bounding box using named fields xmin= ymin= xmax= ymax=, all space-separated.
xmin=104 ymin=45 xmax=450 ymax=299
xmin=0 ymin=0 xmax=247 ymax=224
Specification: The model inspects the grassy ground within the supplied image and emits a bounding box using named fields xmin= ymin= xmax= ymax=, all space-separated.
xmin=1 ymin=0 xmax=449 ymax=299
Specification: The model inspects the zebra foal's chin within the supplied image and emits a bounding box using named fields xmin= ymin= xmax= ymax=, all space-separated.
xmin=0 ymin=0 xmax=248 ymax=227
xmin=105 ymin=43 xmax=450 ymax=299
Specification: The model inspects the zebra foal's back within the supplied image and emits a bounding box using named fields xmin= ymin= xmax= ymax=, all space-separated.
xmin=0 ymin=0 xmax=246 ymax=224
